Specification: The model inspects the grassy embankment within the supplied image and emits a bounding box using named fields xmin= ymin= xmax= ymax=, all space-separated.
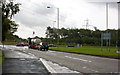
xmin=0 ymin=50 xmax=5 ymax=65
xmin=2 ymin=42 xmax=16 ymax=45
xmin=49 ymin=46 xmax=119 ymax=58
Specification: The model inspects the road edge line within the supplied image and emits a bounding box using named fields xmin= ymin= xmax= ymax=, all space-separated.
xmin=40 ymin=58 xmax=56 ymax=73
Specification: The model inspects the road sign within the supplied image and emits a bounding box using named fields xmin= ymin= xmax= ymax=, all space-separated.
xmin=101 ymin=33 xmax=111 ymax=40
xmin=20 ymin=40 xmax=21 ymax=43
xmin=101 ymin=33 xmax=111 ymax=52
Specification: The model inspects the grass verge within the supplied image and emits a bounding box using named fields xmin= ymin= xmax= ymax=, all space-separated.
xmin=0 ymin=50 xmax=5 ymax=66
xmin=49 ymin=46 xmax=119 ymax=59
xmin=3 ymin=41 xmax=16 ymax=45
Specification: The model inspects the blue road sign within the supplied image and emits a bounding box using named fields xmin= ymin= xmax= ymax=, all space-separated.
xmin=101 ymin=33 xmax=111 ymax=40
xmin=20 ymin=40 xmax=21 ymax=43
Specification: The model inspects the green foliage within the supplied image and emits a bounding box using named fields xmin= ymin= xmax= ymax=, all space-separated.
xmin=45 ymin=26 xmax=118 ymax=46
xmin=2 ymin=1 xmax=20 ymax=19
xmin=2 ymin=1 xmax=20 ymax=41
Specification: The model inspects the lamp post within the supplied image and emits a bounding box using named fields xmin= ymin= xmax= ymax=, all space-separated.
xmin=53 ymin=21 xmax=56 ymax=28
xmin=47 ymin=6 xmax=60 ymax=47
xmin=106 ymin=3 xmax=108 ymax=31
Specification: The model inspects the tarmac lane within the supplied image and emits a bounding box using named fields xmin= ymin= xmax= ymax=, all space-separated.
xmin=19 ymin=49 xmax=119 ymax=74
xmin=1 ymin=45 xmax=119 ymax=75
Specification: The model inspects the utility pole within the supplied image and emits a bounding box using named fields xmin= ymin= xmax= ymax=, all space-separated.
xmin=85 ymin=19 xmax=89 ymax=29
xmin=83 ymin=19 xmax=94 ymax=30
xmin=53 ymin=21 xmax=56 ymax=28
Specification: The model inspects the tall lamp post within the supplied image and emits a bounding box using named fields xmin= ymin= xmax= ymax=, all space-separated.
xmin=106 ymin=3 xmax=108 ymax=31
xmin=47 ymin=6 xmax=60 ymax=47
xmin=53 ymin=21 xmax=56 ymax=28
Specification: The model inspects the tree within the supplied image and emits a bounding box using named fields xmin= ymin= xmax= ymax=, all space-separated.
xmin=2 ymin=1 xmax=20 ymax=41
xmin=45 ymin=26 xmax=118 ymax=46
xmin=2 ymin=1 xmax=20 ymax=19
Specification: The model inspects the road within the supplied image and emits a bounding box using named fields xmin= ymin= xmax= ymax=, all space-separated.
xmin=0 ymin=45 xmax=119 ymax=74
xmin=0 ymin=45 xmax=80 ymax=74
xmin=16 ymin=48 xmax=119 ymax=73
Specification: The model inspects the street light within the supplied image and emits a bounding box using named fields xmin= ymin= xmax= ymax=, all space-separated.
xmin=106 ymin=3 xmax=108 ymax=31
xmin=47 ymin=6 xmax=60 ymax=47
xmin=53 ymin=21 xmax=56 ymax=28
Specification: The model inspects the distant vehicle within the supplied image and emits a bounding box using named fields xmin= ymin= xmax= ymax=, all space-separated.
xmin=38 ymin=42 xmax=49 ymax=51
xmin=24 ymin=43 xmax=29 ymax=46
xmin=29 ymin=43 xmax=38 ymax=49
xmin=28 ymin=38 xmax=41 ymax=49
xmin=67 ymin=45 xmax=74 ymax=47
xmin=48 ymin=44 xmax=56 ymax=47
xmin=16 ymin=42 xmax=24 ymax=46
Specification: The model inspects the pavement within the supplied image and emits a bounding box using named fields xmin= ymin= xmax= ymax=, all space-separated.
xmin=1 ymin=49 xmax=51 ymax=75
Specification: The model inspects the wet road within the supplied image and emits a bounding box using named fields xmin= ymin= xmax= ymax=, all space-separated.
xmin=0 ymin=45 xmax=80 ymax=74
xmin=18 ymin=48 xmax=119 ymax=73
xmin=0 ymin=45 xmax=119 ymax=74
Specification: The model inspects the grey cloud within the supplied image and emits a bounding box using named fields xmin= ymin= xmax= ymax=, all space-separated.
xmin=59 ymin=13 xmax=67 ymax=23
xmin=14 ymin=0 xmax=67 ymax=29
xmin=15 ymin=12 xmax=51 ymax=28
xmin=85 ymin=0 xmax=120 ymax=2
xmin=31 ymin=2 xmax=56 ymax=16
xmin=14 ymin=0 xmax=58 ymax=28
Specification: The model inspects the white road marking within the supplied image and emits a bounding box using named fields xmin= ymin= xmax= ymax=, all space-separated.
xmin=65 ymin=56 xmax=92 ymax=62
xmin=49 ymin=53 xmax=56 ymax=55
xmin=46 ymin=52 xmax=56 ymax=55
xmin=40 ymin=58 xmax=79 ymax=73
xmin=82 ymin=67 xmax=87 ymax=69
xmin=40 ymin=58 xmax=56 ymax=73
xmin=82 ymin=66 xmax=99 ymax=72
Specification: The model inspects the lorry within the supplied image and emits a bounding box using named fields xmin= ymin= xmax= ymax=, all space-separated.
xmin=28 ymin=37 xmax=49 ymax=51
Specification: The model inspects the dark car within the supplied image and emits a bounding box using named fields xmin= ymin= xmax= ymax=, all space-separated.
xmin=67 ymin=45 xmax=74 ymax=47
xmin=38 ymin=42 xmax=49 ymax=51
xmin=48 ymin=44 xmax=56 ymax=47
xmin=24 ymin=43 xmax=29 ymax=46
xmin=16 ymin=42 xmax=24 ymax=46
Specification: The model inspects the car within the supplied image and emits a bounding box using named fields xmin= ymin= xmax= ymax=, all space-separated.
xmin=16 ymin=42 xmax=24 ymax=46
xmin=48 ymin=44 xmax=56 ymax=47
xmin=67 ymin=45 xmax=74 ymax=47
xmin=24 ymin=43 xmax=29 ymax=46
xmin=38 ymin=42 xmax=49 ymax=51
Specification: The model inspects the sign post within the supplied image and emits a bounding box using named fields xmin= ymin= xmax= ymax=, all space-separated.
xmin=101 ymin=33 xmax=111 ymax=52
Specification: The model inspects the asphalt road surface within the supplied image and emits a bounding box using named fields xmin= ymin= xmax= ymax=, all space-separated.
xmin=17 ymin=48 xmax=119 ymax=73
xmin=0 ymin=45 xmax=119 ymax=74
xmin=0 ymin=45 xmax=81 ymax=74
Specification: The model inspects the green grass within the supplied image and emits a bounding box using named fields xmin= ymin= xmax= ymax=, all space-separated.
xmin=0 ymin=50 xmax=5 ymax=66
xmin=49 ymin=46 xmax=119 ymax=58
xmin=3 ymin=42 xmax=16 ymax=45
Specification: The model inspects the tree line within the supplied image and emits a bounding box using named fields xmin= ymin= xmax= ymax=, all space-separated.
xmin=44 ymin=26 xmax=118 ymax=46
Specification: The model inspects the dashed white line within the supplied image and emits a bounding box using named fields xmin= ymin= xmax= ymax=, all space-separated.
xmin=65 ymin=56 xmax=92 ymax=62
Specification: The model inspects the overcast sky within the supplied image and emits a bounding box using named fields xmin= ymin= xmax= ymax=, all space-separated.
xmin=11 ymin=0 xmax=119 ymax=39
